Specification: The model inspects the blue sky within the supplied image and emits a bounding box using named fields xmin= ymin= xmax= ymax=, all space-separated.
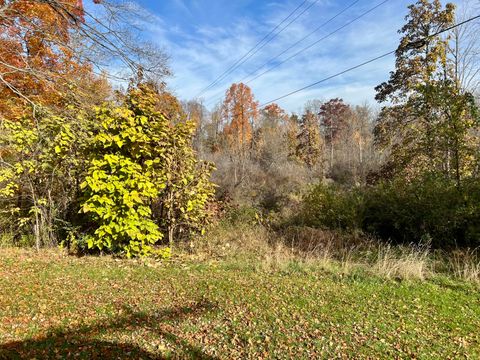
xmin=126 ymin=0 xmax=441 ymax=112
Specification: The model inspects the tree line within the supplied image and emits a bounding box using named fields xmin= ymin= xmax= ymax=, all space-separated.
xmin=1 ymin=0 xmax=479 ymax=256
xmin=190 ymin=0 xmax=480 ymax=247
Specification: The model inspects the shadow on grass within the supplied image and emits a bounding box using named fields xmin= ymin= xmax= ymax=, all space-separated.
xmin=0 ymin=299 xmax=218 ymax=360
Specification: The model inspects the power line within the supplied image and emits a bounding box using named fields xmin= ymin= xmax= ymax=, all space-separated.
xmin=430 ymin=13 xmax=480 ymax=38
xmin=259 ymin=13 xmax=480 ymax=107
xmin=246 ymin=0 xmax=390 ymax=85
xmin=260 ymin=50 xmax=394 ymax=106
xmin=218 ymin=0 xmax=321 ymax=85
xmin=195 ymin=0 xmax=309 ymax=98
xmin=244 ymin=0 xmax=361 ymax=85
xmin=208 ymin=52 xmax=394 ymax=120
xmin=206 ymin=0 xmax=388 ymax=106
xmin=195 ymin=0 xmax=318 ymax=98
xmin=212 ymin=12 xmax=480 ymax=116
xmin=204 ymin=0 xmax=363 ymax=106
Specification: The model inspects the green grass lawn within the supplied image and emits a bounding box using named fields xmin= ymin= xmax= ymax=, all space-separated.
xmin=0 ymin=248 xmax=479 ymax=359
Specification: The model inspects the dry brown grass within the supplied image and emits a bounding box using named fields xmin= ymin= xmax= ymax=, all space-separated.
xmin=449 ymin=249 xmax=480 ymax=284
xmin=372 ymin=243 xmax=431 ymax=280
xmin=258 ymin=242 xmax=297 ymax=272
xmin=189 ymin=223 xmax=271 ymax=260
xmin=278 ymin=227 xmax=432 ymax=280
xmin=188 ymin=223 xmax=478 ymax=284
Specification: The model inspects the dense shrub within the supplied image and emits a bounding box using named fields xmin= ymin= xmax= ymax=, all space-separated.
xmin=363 ymin=176 xmax=480 ymax=248
xmin=300 ymin=176 xmax=480 ymax=248
xmin=81 ymin=154 xmax=163 ymax=258
xmin=0 ymin=111 xmax=92 ymax=249
xmin=80 ymin=85 xmax=215 ymax=257
xmin=301 ymin=183 xmax=364 ymax=231
xmin=0 ymin=85 xmax=215 ymax=257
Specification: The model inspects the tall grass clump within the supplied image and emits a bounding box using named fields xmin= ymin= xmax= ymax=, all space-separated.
xmin=372 ymin=242 xmax=431 ymax=280
xmin=449 ymin=249 xmax=480 ymax=284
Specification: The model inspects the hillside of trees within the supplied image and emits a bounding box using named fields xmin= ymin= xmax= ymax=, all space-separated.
xmin=0 ymin=0 xmax=479 ymax=255
xmin=1 ymin=0 xmax=480 ymax=358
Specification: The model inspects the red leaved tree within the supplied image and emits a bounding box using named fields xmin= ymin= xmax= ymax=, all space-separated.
xmin=0 ymin=0 xmax=91 ymax=117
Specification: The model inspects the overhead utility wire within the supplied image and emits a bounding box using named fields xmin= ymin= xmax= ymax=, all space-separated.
xmin=260 ymin=51 xmax=394 ymax=106
xmin=195 ymin=0 xmax=317 ymax=98
xmin=194 ymin=0 xmax=309 ymax=98
xmin=219 ymin=0 xmax=321 ymax=84
xmin=244 ymin=0 xmax=361 ymax=85
xmin=210 ymin=14 xmax=480 ymax=111
xmin=259 ymin=13 xmax=480 ymax=107
xmin=204 ymin=0 xmax=364 ymax=106
xmin=246 ymin=0 xmax=390 ymax=85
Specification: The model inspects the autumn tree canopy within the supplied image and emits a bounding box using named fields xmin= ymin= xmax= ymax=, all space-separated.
xmin=221 ymin=83 xmax=259 ymax=152
xmin=296 ymin=110 xmax=322 ymax=169
xmin=319 ymin=98 xmax=351 ymax=168
xmin=374 ymin=0 xmax=479 ymax=184
xmin=0 ymin=0 xmax=92 ymax=117
xmin=260 ymin=103 xmax=288 ymax=128
xmin=319 ymin=99 xmax=351 ymax=145
xmin=0 ymin=0 xmax=169 ymax=118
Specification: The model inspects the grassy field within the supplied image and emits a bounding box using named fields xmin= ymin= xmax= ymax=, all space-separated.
xmin=0 ymin=248 xmax=479 ymax=359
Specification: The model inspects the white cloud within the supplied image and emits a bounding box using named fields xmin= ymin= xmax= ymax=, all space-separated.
xmin=128 ymin=0 xmax=412 ymax=112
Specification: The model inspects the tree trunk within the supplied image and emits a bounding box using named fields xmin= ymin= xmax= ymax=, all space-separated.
xmin=29 ymin=181 xmax=41 ymax=251
xmin=167 ymin=191 xmax=175 ymax=246
xmin=33 ymin=211 xmax=41 ymax=251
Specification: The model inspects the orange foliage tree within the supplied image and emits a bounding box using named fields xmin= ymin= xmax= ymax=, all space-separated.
xmin=0 ymin=0 xmax=98 ymax=117
xmin=260 ymin=103 xmax=288 ymax=126
xmin=0 ymin=0 xmax=169 ymax=119
xmin=221 ymin=83 xmax=259 ymax=152
xmin=156 ymin=90 xmax=187 ymax=123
